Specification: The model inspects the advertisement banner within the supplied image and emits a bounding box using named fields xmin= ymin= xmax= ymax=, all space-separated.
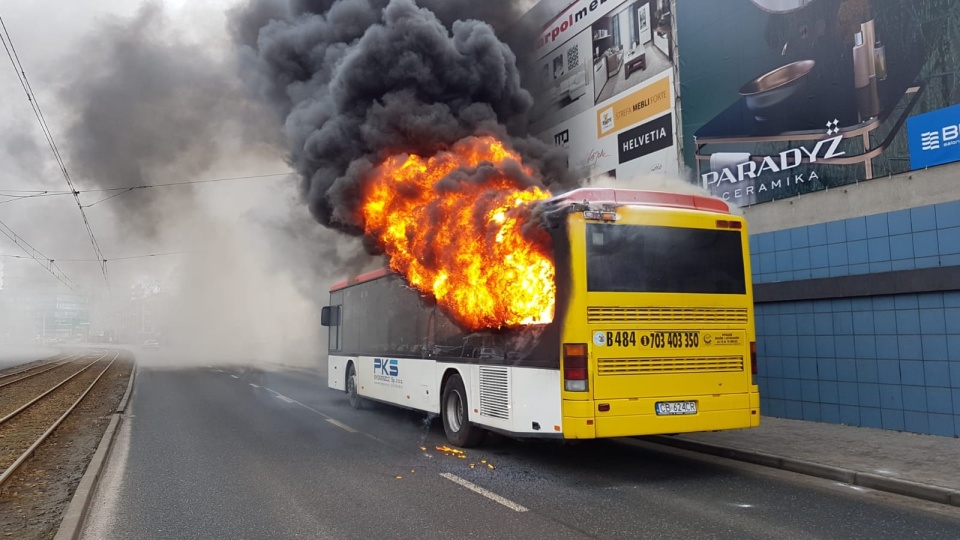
xmin=596 ymin=76 xmax=671 ymax=137
xmin=524 ymin=0 xmax=679 ymax=181
xmin=907 ymin=103 xmax=960 ymax=169
xmin=676 ymin=0 xmax=960 ymax=206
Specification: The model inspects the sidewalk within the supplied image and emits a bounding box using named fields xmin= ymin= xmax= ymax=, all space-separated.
xmin=648 ymin=417 xmax=960 ymax=506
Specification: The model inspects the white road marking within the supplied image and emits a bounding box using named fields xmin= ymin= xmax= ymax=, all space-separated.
xmin=286 ymin=398 xmax=330 ymax=419
xmin=440 ymin=473 xmax=529 ymax=512
xmin=262 ymin=388 xmax=331 ymax=419
xmin=261 ymin=386 xmax=365 ymax=437
xmin=325 ymin=418 xmax=358 ymax=433
xmin=249 ymin=383 xmax=260 ymax=388
xmin=230 ymin=375 xmax=239 ymax=379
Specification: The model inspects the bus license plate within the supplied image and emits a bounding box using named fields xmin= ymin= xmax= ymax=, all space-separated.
xmin=655 ymin=401 xmax=697 ymax=415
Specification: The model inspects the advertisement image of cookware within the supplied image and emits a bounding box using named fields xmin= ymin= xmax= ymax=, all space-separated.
xmin=738 ymin=59 xmax=816 ymax=120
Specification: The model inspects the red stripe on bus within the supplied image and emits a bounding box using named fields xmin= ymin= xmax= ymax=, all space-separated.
xmin=329 ymin=267 xmax=394 ymax=292
xmin=554 ymin=188 xmax=731 ymax=215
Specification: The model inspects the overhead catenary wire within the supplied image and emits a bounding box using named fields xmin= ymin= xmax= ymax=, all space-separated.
xmin=0 ymin=191 xmax=73 ymax=205
xmin=77 ymin=172 xmax=297 ymax=192
xmin=1 ymin=14 xmax=109 ymax=289
xmin=51 ymin=251 xmax=184 ymax=262
xmin=0 ymin=189 xmax=72 ymax=194
xmin=0 ymin=172 xmax=296 ymax=207
xmin=77 ymin=172 xmax=296 ymax=207
xmin=0 ymin=219 xmax=79 ymax=292
xmin=82 ymin=188 xmax=134 ymax=209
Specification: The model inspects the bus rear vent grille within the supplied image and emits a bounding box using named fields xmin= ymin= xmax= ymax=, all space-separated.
xmin=587 ymin=307 xmax=748 ymax=325
xmin=597 ymin=356 xmax=744 ymax=375
xmin=478 ymin=366 xmax=510 ymax=420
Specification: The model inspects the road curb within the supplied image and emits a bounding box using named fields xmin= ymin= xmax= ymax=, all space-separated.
xmin=646 ymin=435 xmax=960 ymax=508
xmin=54 ymin=362 xmax=137 ymax=540
xmin=116 ymin=362 xmax=136 ymax=413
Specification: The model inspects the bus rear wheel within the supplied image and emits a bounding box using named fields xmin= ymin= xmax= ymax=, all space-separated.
xmin=441 ymin=373 xmax=484 ymax=448
xmin=346 ymin=362 xmax=364 ymax=409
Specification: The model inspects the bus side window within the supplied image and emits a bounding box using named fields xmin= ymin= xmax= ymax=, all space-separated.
xmin=321 ymin=305 xmax=342 ymax=352
xmin=321 ymin=306 xmax=341 ymax=327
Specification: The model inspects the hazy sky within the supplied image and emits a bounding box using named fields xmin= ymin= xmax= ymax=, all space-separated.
xmin=0 ymin=0 xmax=547 ymax=297
xmin=0 ymin=0 xmax=279 ymax=294
xmin=0 ymin=0 xmax=552 ymax=360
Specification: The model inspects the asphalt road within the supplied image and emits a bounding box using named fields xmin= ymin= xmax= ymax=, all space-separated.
xmin=81 ymin=362 xmax=960 ymax=540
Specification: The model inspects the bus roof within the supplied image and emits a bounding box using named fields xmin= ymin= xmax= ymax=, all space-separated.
xmin=329 ymin=267 xmax=393 ymax=293
xmin=328 ymin=190 xmax=731 ymax=293
xmin=550 ymin=188 xmax=731 ymax=215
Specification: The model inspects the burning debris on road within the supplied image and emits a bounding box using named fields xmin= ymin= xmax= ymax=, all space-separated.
xmin=234 ymin=0 xmax=574 ymax=331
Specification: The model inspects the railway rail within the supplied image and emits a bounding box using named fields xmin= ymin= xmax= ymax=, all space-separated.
xmin=0 ymin=349 xmax=120 ymax=488
xmin=0 ymin=351 xmax=82 ymax=389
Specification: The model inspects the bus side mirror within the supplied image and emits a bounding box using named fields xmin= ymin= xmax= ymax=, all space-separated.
xmin=321 ymin=306 xmax=340 ymax=327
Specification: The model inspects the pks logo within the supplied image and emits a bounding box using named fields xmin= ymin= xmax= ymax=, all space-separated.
xmin=921 ymin=131 xmax=940 ymax=150
xmin=374 ymin=358 xmax=398 ymax=377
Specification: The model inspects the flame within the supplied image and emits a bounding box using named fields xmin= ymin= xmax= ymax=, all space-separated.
xmin=360 ymin=136 xmax=555 ymax=331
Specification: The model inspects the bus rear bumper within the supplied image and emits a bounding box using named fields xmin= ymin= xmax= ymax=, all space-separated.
xmin=563 ymin=391 xmax=760 ymax=439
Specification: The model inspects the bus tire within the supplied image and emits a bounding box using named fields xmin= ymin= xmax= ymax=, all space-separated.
xmin=441 ymin=373 xmax=484 ymax=448
xmin=346 ymin=362 xmax=364 ymax=409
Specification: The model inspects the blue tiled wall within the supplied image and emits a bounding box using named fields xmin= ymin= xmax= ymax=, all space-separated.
xmin=751 ymin=200 xmax=960 ymax=437
xmin=750 ymin=199 xmax=960 ymax=283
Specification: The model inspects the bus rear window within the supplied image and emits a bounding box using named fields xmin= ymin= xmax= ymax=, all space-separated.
xmin=586 ymin=223 xmax=746 ymax=294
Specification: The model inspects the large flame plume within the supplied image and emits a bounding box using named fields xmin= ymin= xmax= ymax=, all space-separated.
xmin=360 ymin=136 xmax=555 ymax=331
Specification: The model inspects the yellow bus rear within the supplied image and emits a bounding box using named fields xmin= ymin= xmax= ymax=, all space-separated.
xmin=554 ymin=189 xmax=759 ymax=439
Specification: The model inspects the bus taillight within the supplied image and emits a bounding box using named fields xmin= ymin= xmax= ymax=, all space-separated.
xmin=716 ymin=219 xmax=743 ymax=229
xmin=750 ymin=341 xmax=757 ymax=378
xmin=563 ymin=343 xmax=588 ymax=392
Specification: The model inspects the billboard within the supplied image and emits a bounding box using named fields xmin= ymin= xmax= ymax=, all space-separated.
xmin=676 ymin=0 xmax=960 ymax=206
xmin=524 ymin=0 xmax=679 ymax=181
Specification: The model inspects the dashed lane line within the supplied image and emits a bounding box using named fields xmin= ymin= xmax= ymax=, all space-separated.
xmin=249 ymin=383 xmax=259 ymax=388
xmin=325 ymin=418 xmax=359 ymax=433
xmin=261 ymin=386 xmax=363 ymax=434
xmin=230 ymin=375 xmax=239 ymax=379
xmin=440 ymin=473 xmax=529 ymax=512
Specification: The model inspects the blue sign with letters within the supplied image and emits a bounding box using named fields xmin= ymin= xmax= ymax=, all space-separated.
xmin=907 ymin=103 xmax=960 ymax=170
xmin=374 ymin=358 xmax=398 ymax=377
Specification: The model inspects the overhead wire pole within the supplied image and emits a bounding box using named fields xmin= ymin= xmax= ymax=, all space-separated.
xmin=0 ymin=219 xmax=79 ymax=292
xmin=0 ymin=14 xmax=110 ymax=290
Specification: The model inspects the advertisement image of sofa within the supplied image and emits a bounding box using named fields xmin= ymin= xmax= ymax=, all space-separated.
xmin=543 ymin=64 xmax=588 ymax=107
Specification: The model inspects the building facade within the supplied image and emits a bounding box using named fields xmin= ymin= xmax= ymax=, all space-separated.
xmin=526 ymin=0 xmax=960 ymax=436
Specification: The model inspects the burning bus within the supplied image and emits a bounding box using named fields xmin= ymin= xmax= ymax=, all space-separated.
xmin=321 ymin=137 xmax=759 ymax=447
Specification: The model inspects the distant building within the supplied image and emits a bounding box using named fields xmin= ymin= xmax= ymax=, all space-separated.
xmin=0 ymin=288 xmax=89 ymax=343
xmin=119 ymin=286 xmax=164 ymax=345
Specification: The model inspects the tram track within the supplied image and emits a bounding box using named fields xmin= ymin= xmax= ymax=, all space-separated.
xmin=0 ymin=351 xmax=82 ymax=388
xmin=0 ymin=349 xmax=120 ymax=488
xmin=0 ymin=352 xmax=99 ymax=420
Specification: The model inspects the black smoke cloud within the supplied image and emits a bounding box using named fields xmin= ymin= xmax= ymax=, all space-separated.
xmin=61 ymin=3 xmax=272 ymax=239
xmin=231 ymin=0 xmax=573 ymax=238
